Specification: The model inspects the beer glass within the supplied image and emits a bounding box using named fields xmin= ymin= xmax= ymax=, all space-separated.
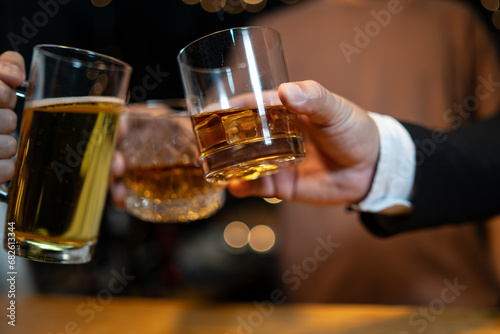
xmin=119 ymin=99 xmax=226 ymax=223
xmin=177 ymin=26 xmax=306 ymax=183
xmin=1 ymin=45 xmax=132 ymax=264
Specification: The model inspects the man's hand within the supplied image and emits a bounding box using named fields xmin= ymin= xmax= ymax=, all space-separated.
xmin=0 ymin=51 xmax=25 ymax=184
xmin=228 ymin=80 xmax=380 ymax=205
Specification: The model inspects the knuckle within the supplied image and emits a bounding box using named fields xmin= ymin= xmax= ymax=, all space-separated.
xmin=0 ymin=135 xmax=17 ymax=158
xmin=302 ymin=80 xmax=328 ymax=113
xmin=0 ymin=109 xmax=18 ymax=133
xmin=0 ymin=81 xmax=15 ymax=108
xmin=0 ymin=51 xmax=25 ymax=70
xmin=6 ymin=136 xmax=17 ymax=156
xmin=313 ymin=82 xmax=328 ymax=105
xmin=0 ymin=159 xmax=15 ymax=183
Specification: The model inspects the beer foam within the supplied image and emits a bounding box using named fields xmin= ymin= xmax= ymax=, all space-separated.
xmin=25 ymin=96 xmax=124 ymax=109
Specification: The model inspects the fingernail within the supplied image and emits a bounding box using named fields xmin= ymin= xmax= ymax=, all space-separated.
xmin=282 ymin=83 xmax=306 ymax=105
xmin=0 ymin=63 xmax=24 ymax=80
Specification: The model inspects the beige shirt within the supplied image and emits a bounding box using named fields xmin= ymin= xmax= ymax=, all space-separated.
xmin=251 ymin=0 xmax=500 ymax=306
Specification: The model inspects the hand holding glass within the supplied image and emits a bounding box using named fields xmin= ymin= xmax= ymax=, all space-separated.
xmin=177 ymin=26 xmax=306 ymax=183
xmin=1 ymin=45 xmax=131 ymax=264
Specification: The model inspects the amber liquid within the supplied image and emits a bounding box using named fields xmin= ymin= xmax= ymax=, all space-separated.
xmin=193 ymin=105 xmax=305 ymax=183
xmin=123 ymin=164 xmax=225 ymax=222
xmin=125 ymin=164 xmax=218 ymax=200
xmin=6 ymin=97 xmax=122 ymax=256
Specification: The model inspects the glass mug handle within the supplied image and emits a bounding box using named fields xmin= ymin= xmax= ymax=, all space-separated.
xmin=0 ymin=81 xmax=29 ymax=202
xmin=0 ymin=185 xmax=7 ymax=201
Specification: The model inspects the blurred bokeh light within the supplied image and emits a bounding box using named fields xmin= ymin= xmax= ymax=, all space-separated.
xmin=91 ymin=0 xmax=112 ymax=7
xmin=493 ymin=10 xmax=500 ymax=29
xmin=481 ymin=0 xmax=500 ymax=30
xmin=263 ymin=197 xmax=283 ymax=204
xmin=224 ymin=221 xmax=250 ymax=248
xmin=249 ymin=224 xmax=275 ymax=252
xmin=200 ymin=0 xmax=224 ymax=12
xmin=183 ymin=0 xmax=295 ymax=13
xmin=482 ymin=0 xmax=499 ymax=11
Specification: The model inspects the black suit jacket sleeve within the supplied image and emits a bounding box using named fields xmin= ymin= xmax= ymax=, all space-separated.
xmin=361 ymin=113 xmax=500 ymax=237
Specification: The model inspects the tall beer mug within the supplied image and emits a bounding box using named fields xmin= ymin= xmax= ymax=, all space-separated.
xmin=0 ymin=45 xmax=132 ymax=264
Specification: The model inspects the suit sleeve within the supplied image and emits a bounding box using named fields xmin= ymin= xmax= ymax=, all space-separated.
xmin=361 ymin=113 xmax=500 ymax=237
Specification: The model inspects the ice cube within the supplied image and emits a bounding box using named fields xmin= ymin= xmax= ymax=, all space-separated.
xmin=196 ymin=112 xmax=226 ymax=151
xmin=222 ymin=109 xmax=260 ymax=144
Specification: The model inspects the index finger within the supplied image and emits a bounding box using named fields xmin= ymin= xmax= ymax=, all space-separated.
xmin=0 ymin=51 xmax=26 ymax=88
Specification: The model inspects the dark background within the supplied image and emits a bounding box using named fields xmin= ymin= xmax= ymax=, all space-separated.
xmin=1 ymin=0 xmax=498 ymax=104
xmin=1 ymin=0 xmax=295 ymax=102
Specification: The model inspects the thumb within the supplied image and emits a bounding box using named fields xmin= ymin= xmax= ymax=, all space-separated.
xmin=278 ymin=80 xmax=379 ymax=170
xmin=278 ymin=80 xmax=355 ymax=127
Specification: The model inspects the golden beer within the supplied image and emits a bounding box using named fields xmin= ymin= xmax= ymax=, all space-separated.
xmin=123 ymin=163 xmax=225 ymax=222
xmin=193 ymin=105 xmax=305 ymax=183
xmin=6 ymin=97 xmax=122 ymax=262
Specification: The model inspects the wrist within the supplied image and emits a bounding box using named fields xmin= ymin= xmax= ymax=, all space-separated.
xmin=353 ymin=112 xmax=415 ymax=214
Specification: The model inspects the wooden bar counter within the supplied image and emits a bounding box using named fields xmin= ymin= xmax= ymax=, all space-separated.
xmin=2 ymin=295 xmax=500 ymax=333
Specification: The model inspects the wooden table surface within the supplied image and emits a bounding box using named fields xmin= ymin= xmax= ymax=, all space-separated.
xmin=2 ymin=295 xmax=500 ymax=334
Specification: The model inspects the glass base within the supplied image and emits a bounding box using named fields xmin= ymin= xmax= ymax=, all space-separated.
xmin=201 ymin=136 xmax=306 ymax=183
xmin=125 ymin=188 xmax=226 ymax=223
xmin=205 ymin=154 xmax=304 ymax=183
xmin=5 ymin=236 xmax=95 ymax=264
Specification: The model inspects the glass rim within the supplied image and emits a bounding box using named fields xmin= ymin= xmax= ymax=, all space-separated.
xmin=177 ymin=26 xmax=281 ymax=61
xmin=34 ymin=44 xmax=132 ymax=72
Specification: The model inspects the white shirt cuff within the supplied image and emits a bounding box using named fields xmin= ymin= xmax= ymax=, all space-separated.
xmin=354 ymin=112 xmax=415 ymax=214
